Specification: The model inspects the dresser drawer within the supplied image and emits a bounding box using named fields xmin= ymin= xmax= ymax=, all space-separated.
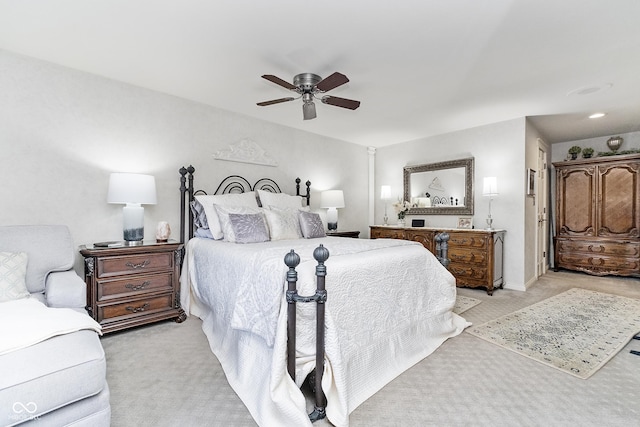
xmin=96 ymin=252 xmax=174 ymax=278
xmin=556 ymin=239 xmax=640 ymax=258
xmin=371 ymin=228 xmax=405 ymax=239
xmin=557 ymin=253 xmax=640 ymax=271
xmin=97 ymin=273 xmax=173 ymax=301
xmin=449 ymin=248 xmax=488 ymax=265
xmin=448 ymin=264 xmax=488 ymax=281
xmin=97 ymin=294 xmax=174 ymax=323
xmin=449 ymin=234 xmax=488 ymax=249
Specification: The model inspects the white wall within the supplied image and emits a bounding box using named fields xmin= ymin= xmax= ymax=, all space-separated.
xmin=0 ymin=50 xmax=370 ymax=272
xmin=374 ymin=118 xmax=528 ymax=290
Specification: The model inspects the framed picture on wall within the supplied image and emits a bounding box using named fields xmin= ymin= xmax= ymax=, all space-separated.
xmin=457 ymin=216 xmax=473 ymax=229
xmin=527 ymin=168 xmax=536 ymax=196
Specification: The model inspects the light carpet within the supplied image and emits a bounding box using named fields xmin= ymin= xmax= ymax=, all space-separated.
xmin=453 ymin=294 xmax=481 ymax=314
xmin=467 ymin=287 xmax=640 ymax=379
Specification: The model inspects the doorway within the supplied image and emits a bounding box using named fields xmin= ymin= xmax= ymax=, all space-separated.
xmin=536 ymin=140 xmax=549 ymax=277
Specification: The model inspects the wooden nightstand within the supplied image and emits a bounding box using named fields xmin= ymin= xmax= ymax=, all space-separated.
xmin=327 ymin=230 xmax=360 ymax=238
xmin=80 ymin=241 xmax=186 ymax=334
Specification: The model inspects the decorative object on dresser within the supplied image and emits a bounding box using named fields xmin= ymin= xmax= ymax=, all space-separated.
xmin=371 ymin=226 xmax=506 ymax=295
xmin=80 ymin=241 xmax=186 ymax=334
xmin=320 ymin=190 xmax=345 ymax=231
xmin=107 ymin=173 xmax=157 ymax=245
xmin=155 ymin=221 xmax=171 ymax=242
xmin=482 ymin=176 xmax=498 ymax=230
xmin=392 ymin=199 xmax=411 ymax=226
xmin=457 ymin=217 xmax=472 ymax=229
xmin=553 ymin=153 xmax=640 ymax=277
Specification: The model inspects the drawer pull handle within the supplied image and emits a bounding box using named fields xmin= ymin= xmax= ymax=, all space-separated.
xmin=587 ymin=245 xmax=605 ymax=253
xmin=125 ymin=281 xmax=151 ymax=291
xmin=125 ymin=260 xmax=150 ymax=269
xmin=126 ymin=303 xmax=150 ymax=313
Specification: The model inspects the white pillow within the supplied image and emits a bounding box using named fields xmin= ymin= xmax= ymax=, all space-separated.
xmin=257 ymin=189 xmax=304 ymax=210
xmin=195 ymin=192 xmax=260 ymax=239
xmin=263 ymin=207 xmax=303 ymax=240
xmin=215 ymin=205 xmax=264 ymax=243
xmin=0 ymin=252 xmax=30 ymax=302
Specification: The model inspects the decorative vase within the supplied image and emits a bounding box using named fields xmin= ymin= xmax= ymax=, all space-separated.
xmin=397 ymin=218 xmax=405 ymax=227
xmin=607 ymin=136 xmax=623 ymax=152
xmin=156 ymin=221 xmax=171 ymax=242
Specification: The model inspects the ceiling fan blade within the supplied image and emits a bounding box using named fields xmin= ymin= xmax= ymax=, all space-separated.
xmin=321 ymin=95 xmax=361 ymax=110
xmin=261 ymin=75 xmax=297 ymax=90
xmin=316 ymin=72 xmax=349 ymax=92
xmin=257 ymin=97 xmax=295 ymax=106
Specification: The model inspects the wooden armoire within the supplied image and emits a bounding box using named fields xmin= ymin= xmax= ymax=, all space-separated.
xmin=553 ymin=153 xmax=640 ymax=277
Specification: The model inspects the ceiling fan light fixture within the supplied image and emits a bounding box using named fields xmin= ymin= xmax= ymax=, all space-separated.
xmin=303 ymin=101 xmax=316 ymax=120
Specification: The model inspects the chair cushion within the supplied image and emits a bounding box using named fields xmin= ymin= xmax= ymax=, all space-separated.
xmin=0 ymin=330 xmax=107 ymax=423
xmin=0 ymin=225 xmax=75 ymax=294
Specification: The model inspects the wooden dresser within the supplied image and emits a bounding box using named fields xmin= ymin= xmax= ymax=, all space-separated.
xmin=553 ymin=153 xmax=640 ymax=277
xmin=370 ymin=226 xmax=505 ymax=295
xmin=80 ymin=241 xmax=186 ymax=334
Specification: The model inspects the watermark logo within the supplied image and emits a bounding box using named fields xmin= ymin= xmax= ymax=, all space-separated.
xmin=9 ymin=401 xmax=39 ymax=422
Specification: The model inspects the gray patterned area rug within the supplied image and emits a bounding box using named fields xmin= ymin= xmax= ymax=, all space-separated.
xmin=467 ymin=288 xmax=640 ymax=379
xmin=453 ymin=295 xmax=481 ymax=314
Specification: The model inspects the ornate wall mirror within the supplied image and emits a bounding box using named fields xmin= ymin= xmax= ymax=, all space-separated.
xmin=403 ymin=157 xmax=474 ymax=215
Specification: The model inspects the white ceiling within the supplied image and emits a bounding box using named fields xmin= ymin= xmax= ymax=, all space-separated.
xmin=1 ymin=0 xmax=639 ymax=147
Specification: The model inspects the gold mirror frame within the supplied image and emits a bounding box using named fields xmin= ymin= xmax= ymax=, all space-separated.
xmin=403 ymin=157 xmax=474 ymax=215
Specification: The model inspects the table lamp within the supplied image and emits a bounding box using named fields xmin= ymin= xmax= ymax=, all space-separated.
xmin=107 ymin=173 xmax=157 ymax=244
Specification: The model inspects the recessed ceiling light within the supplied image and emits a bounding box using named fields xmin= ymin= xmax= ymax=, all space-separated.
xmin=589 ymin=113 xmax=606 ymax=119
xmin=567 ymin=83 xmax=613 ymax=97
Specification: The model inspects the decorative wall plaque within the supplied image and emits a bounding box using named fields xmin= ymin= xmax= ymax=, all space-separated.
xmin=213 ymin=139 xmax=278 ymax=167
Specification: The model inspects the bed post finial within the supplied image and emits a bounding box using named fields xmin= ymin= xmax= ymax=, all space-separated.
xmin=284 ymin=249 xmax=300 ymax=381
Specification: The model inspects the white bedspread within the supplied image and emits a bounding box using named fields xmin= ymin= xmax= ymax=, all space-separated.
xmin=0 ymin=298 xmax=102 ymax=355
xmin=181 ymin=236 xmax=469 ymax=427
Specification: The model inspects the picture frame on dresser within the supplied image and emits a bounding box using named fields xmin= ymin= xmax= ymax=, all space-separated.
xmin=457 ymin=217 xmax=473 ymax=229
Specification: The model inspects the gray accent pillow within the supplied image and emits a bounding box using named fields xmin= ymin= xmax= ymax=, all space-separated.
xmin=228 ymin=213 xmax=270 ymax=244
xmin=298 ymin=211 xmax=326 ymax=239
xmin=190 ymin=199 xmax=209 ymax=229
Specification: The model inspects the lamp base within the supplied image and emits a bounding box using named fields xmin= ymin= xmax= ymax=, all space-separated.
xmin=123 ymin=204 xmax=145 ymax=243
xmin=326 ymin=207 xmax=338 ymax=231
xmin=486 ymin=216 xmax=494 ymax=230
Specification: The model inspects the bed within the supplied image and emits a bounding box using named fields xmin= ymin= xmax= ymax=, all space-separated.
xmin=177 ymin=166 xmax=469 ymax=427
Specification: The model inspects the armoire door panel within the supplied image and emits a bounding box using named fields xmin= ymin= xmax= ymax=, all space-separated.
xmin=598 ymin=163 xmax=639 ymax=237
xmin=558 ymin=167 xmax=595 ymax=235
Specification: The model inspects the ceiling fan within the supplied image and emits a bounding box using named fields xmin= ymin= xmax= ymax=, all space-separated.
xmin=257 ymin=72 xmax=361 ymax=120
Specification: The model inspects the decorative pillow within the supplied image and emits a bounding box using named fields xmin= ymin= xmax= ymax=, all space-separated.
xmin=263 ymin=207 xmax=303 ymax=240
xmin=190 ymin=199 xmax=209 ymax=229
xmin=214 ymin=205 xmax=263 ymax=243
xmin=228 ymin=213 xmax=270 ymax=244
xmin=0 ymin=252 xmax=30 ymax=302
xmin=298 ymin=211 xmax=326 ymax=239
xmin=257 ymin=189 xmax=304 ymax=210
xmin=195 ymin=193 xmax=260 ymax=240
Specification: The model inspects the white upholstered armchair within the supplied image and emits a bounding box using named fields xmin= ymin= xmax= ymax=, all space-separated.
xmin=0 ymin=225 xmax=86 ymax=311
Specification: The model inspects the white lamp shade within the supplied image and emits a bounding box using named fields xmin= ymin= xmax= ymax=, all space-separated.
xmin=380 ymin=185 xmax=391 ymax=200
xmin=320 ymin=190 xmax=345 ymax=208
xmin=482 ymin=177 xmax=498 ymax=196
xmin=107 ymin=173 xmax=157 ymax=205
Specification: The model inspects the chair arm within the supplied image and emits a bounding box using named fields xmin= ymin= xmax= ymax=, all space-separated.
xmin=45 ymin=270 xmax=87 ymax=310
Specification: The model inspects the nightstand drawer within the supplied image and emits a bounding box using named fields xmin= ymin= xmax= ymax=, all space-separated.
xmin=96 ymin=252 xmax=174 ymax=278
xmin=97 ymin=273 xmax=173 ymax=300
xmin=98 ymin=294 xmax=174 ymax=323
